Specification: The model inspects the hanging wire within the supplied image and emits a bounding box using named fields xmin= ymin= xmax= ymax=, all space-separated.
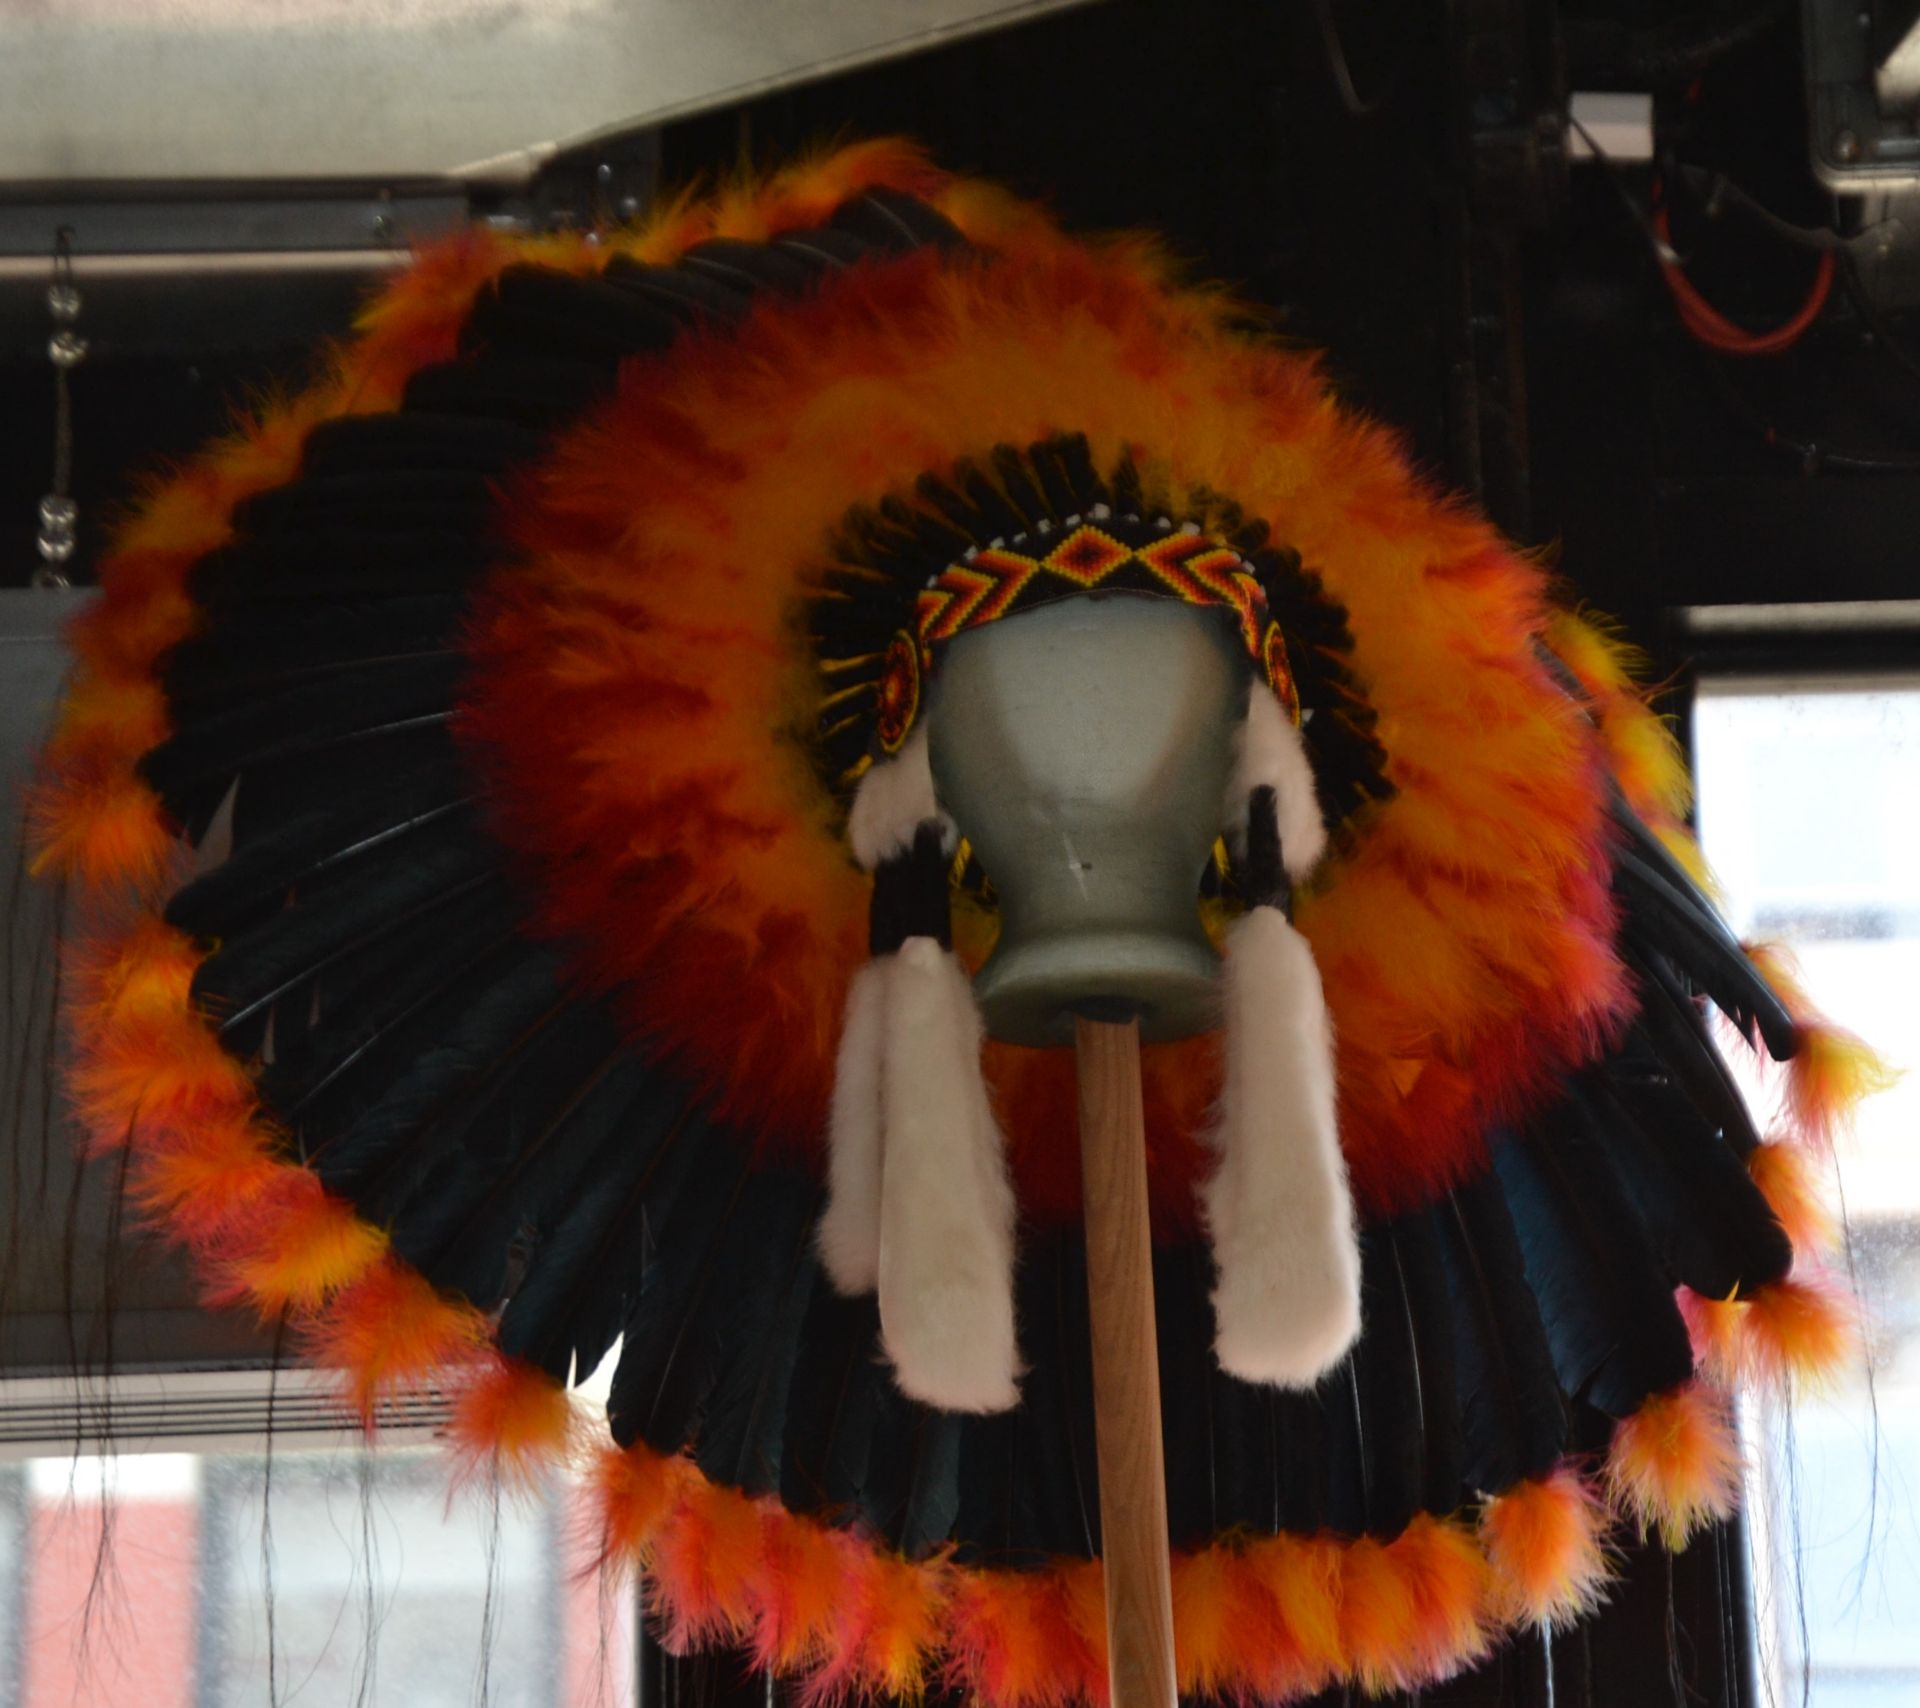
xmin=34 ymin=226 xmax=86 ymax=590
xmin=1569 ymin=114 xmax=1920 ymax=472
xmin=1652 ymin=203 xmax=1834 ymax=358
xmin=1311 ymin=0 xmax=1397 ymax=119
xmin=1571 ymin=111 xmax=1834 ymax=356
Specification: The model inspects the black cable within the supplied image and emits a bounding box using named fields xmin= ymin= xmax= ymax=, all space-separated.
xmin=1566 ymin=0 xmax=1789 ymax=87
xmin=1669 ymin=163 xmax=1904 ymax=256
xmin=1694 ymin=351 xmax=1920 ymax=474
xmin=1570 ymin=117 xmax=1920 ymax=470
xmin=1838 ymin=247 xmax=1920 ymax=391
xmin=1311 ymin=0 xmax=1396 ymax=119
xmin=1568 ymin=115 xmax=1682 ymax=261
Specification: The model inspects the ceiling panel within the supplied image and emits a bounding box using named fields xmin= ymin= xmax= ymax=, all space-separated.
xmin=1 ymin=0 xmax=1091 ymax=182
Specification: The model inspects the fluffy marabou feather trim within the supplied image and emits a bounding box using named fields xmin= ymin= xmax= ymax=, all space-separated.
xmin=1478 ymin=1469 xmax=1612 ymax=1626
xmin=846 ymin=728 xmax=952 ymax=871
xmin=818 ymin=957 xmax=889 ymax=1294
xmin=1541 ymin=610 xmax=1692 ymax=829
xmin=1680 ymin=1271 xmax=1858 ymax=1391
xmin=1604 ymin=1382 xmax=1742 ymax=1551
xmin=876 ymin=938 xmax=1020 ymax=1413
xmin=589 ymin=1435 xmax=1676 ymax=1706
xmin=1203 ymin=906 xmax=1360 ymax=1386
xmin=1747 ymin=1137 xmax=1836 ymax=1256
xmin=1741 ymin=941 xmax=1898 ymax=1151
xmin=1226 ymin=680 xmax=1328 ymax=882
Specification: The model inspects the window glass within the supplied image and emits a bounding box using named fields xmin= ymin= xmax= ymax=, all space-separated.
xmin=12 ymin=1446 xmax=634 ymax=1707
xmin=1695 ymin=682 xmax=1920 ymax=1707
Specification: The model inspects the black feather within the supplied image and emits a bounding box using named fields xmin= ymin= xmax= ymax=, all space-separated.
xmin=166 ymin=782 xmax=477 ymax=941
xmin=217 ymin=730 xmax=464 ymax=860
xmin=298 ymin=934 xmax=569 ymax=1192
xmin=1274 ymin=1382 xmax=1332 ymax=1534
xmin=988 ymin=444 xmax=1049 ymax=529
xmin=1612 ymin=818 xmax=1797 ymax=1060
xmin=599 ymin=257 xmax=756 ymax=326
xmin=1353 ymin=1223 xmax=1424 ymax=1538
xmin=888 ymin=1409 xmax=966 ymax=1560
xmin=1579 ymin=1070 xmax=1793 ymax=1298
xmin=1321 ymin=1355 xmax=1371 ymax=1536
xmin=187 ymin=532 xmax=494 ymax=603
xmin=1438 ymin=1172 xmax=1567 ymax=1492
xmin=772 ymin=226 xmax=877 ymax=273
xmin=1154 ymin=1243 xmax=1218 ymax=1549
xmin=610 ymin=1155 xmax=816 ymax=1457
xmin=1391 ymin=1212 xmax=1467 ymax=1517
xmin=1050 ymin=1233 xmax=1102 ymax=1556
xmin=849 ymin=1373 xmax=933 ymax=1551
xmin=234 ymin=467 xmax=502 ymax=538
xmin=1621 ymin=943 xmax=1765 ymax=1156
xmin=837 ymin=189 xmax=966 ymax=251
xmin=401 ymin=352 xmax=615 ymax=428
xmin=297 ymin=409 xmax=544 ymax=476
xmin=140 ymin=654 xmax=467 ymax=809
xmin=188 ymin=831 xmax=503 ymax=1036
xmin=780 ymin=1283 xmax=889 ymax=1525
xmin=1208 ymin=1350 xmax=1275 ymax=1539
xmin=692 ymin=1206 xmax=829 ymax=1499
xmin=1008 ymin=1235 xmax=1098 ymax=1558
xmin=495 ymin=1098 xmax=705 ymax=1384
xmin=259 ymin=915 xmax=528 ymax=1144
xmin=679 ymin=237 xmax=827 ymax=296
xmin=161 ymin=597 xmax=466 ymax=711
xmin=1492 ymin=1117 xmax=1697 ymax=1419
xmin=461 ymin=266 xmax=681 ymax=363
xmin=827 ymin=192 xmax=931 ymax=255
xmin=950 ymin=1407 xmax=1019 ymax=1567
xmin=397 ymin=1034 xmax=662 ymax=1313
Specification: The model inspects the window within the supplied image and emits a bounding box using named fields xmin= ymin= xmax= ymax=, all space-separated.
xmin=9 ymin=1442 xmax=635 ymax=1707
xmin=1694 ymin=680 xmax=1920 ymax=1706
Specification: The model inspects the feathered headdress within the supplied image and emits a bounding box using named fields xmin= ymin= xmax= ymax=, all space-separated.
xmin=32 ymin=140 xmax=1888 ymax=1702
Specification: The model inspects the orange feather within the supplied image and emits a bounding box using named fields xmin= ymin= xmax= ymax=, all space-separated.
xmin=591 ymin=1441 xmax=693 ymax=1567
xmin=1747 ymin=1137 xmax=1837 ymax=1258
xmin=300 ymin=1258 xmax=487 ymax=1422
xmin=1478 ymin=1469 xmax=1612 ymax=1626
xmin=446 ymin=1355 xmax=578 ymax=1491
xmin=1606 ymin=1383 xmax=1743 ymax=1550
xmin=212 ymin=1166 xmax=389 ymax=1316
xmin=752 ymin=1509 xmax=851 ymax=1671
xmin=1391 ymin=1516 xmax=1493 ymax=1679
xmin=1338 ymin=1535 xmax=1420 ymax=1695
xmin=1742 ymin=943 xmax=1897 ymax=1149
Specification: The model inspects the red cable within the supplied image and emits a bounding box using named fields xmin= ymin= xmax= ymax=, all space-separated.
xmin=1652 ymin=206 xmax=1834 ymax=356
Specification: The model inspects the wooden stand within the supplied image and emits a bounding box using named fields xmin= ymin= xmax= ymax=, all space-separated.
xmin=1074 ymin=1016 xmax=1177 ymax=1708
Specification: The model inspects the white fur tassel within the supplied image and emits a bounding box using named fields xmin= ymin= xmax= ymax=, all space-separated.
xmin=818 ymin=957 xmax=890 ymax=1294
xmin=1226 ymin=681 xmax=1327 ymax=882
xmin=1203 ymin=906 xmax=1360 ymax=1386
xmin=875 ymin=936 xmax=1021 ymax=1413
xmin=847 ymin=727 xmax=951 ymax=870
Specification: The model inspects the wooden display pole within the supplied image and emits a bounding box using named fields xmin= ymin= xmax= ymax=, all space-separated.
xmin=1074 ymin=1015 xmax=1177 ymax=1708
